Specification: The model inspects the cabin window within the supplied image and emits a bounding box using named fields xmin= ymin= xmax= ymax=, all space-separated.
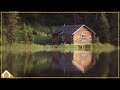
xmin=81 ymin=34 xmax=86 ymax=41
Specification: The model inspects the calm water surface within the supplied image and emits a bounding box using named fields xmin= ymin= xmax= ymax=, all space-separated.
xmin=2 ymin=50 xmax=118 ymax=77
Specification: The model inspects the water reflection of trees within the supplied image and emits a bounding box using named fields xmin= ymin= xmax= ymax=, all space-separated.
xmin=84 ymin=50 xmax=118 ymax=77
xmin=109 ymin=50 xmax=118 ymax=77
xmin=51 ymin=50 xmax=118 ymax=77
xmin=23 ymin=52 xmax=34 ymax=75
xmin=2 ymin=50 xmax=118 ymax=77
xmin=101 ymin=51 xmax=117 ymax=77
xmin=2 ymin=51 xmax=35 ymax=77
xmin=2 ymin=51 xmax=17 ymax=77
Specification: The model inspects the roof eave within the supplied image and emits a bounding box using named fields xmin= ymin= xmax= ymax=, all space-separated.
xmin=83 ymin=24 xmax=96 ymax=34
xmin=72 ymin=24 xmax=96 ymax=35
xmin=72 ymin=25 xmax=84 ymax=35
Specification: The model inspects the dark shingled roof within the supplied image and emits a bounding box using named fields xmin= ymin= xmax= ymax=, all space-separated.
xmin=58 ymin=25 xmax=82 ymax=34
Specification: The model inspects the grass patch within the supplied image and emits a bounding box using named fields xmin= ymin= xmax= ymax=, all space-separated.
xmin=1 ymin=42 xmax=116 ymax=53
xmin=1 ymin=43 xmax=45 ymax=53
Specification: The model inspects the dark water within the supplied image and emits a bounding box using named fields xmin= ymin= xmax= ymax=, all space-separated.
xmin=2 ymin=50 xmax=118 ymax=78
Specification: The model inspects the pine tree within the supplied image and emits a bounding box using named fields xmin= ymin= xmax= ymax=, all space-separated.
xmin=96 ymin=13 xmax=110 ymax=43
xmin=6 ymin=12 xmax=20 ymax=43
xmin=107 ymin=13 xmax=118 ymax=46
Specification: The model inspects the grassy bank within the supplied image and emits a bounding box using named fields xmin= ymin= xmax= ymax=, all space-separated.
xmin=1 ymin=43 xmax=45 ymax=53
xmin=1 ymin=42 xmax=116 ymax=53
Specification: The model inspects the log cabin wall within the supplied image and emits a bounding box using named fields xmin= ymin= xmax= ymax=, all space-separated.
xmin=73 ymin=26 xmax=94 ymax=44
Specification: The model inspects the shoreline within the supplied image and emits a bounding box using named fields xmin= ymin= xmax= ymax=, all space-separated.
xmin=1 ymin=43 xmax=116 ymax=53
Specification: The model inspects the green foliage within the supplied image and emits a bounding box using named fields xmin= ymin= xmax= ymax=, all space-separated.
xmin=92 ymin=43 xmax=115 ymax=53
xmin=34 ymin=32 xmax=52 ymax=44
xmin=2 ymin=35 xmax=8 ymax=45
xmin=95 ymin=37 xmax=99 ymax=44
xmin=2 ymin=13 xmax=118 ymax=46
xmin=20 ymin=23 xmax=34 ymax=44
xmin=33 ymin=25 xmax=56 ymax=44
xmin=2 ymin=43 xmax=45 ymax=53
xmin=32 ymin=23 xmax=57 ymax=33
xmin=2 ymin=43 xmax=115 ymax=54
xmin=2 ymin=27 xmax=8 ymax=45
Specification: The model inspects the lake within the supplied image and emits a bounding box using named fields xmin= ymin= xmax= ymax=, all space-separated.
xmin=1 ymin=49 xmax=118 ymax=78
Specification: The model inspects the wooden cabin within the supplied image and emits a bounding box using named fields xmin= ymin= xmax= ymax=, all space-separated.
xmin=49 ymin=24 xmax=96 ymax=44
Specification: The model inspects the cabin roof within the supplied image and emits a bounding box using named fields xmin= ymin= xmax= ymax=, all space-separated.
xmin=58 ymin=25 xmax=82 ymax=34
xmin=58 ymin=24 xmax=96 ymax=35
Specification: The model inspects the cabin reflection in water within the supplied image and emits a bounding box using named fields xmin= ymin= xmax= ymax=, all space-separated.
xmin=72 ymin=51 xmax=96 ymax=73
xmin=52 ymin=51 xmax=96 ymax=73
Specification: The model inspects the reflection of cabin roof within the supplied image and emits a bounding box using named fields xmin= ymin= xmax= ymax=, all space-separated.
xmin=72 ymin=58 xmax=96 ymax=73
xmin=58 ymin=24 xmax=96 ymax=35
xmin=72 ymin=60 xmax=86 ymax=73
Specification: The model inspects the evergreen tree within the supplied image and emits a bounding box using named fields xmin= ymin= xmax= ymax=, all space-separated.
xmin=6 ymin=12 xmax=20 ymax=43
xmin=96 ymin=13 xmax=110 ymax=43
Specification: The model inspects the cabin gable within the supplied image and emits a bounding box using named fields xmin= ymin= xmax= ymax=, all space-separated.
xmin=73 ymin=26 xmax=95 ymax=44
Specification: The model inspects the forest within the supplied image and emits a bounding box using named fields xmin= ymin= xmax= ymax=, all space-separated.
xmin=0 ymin=12 xmax=119 ymax=47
